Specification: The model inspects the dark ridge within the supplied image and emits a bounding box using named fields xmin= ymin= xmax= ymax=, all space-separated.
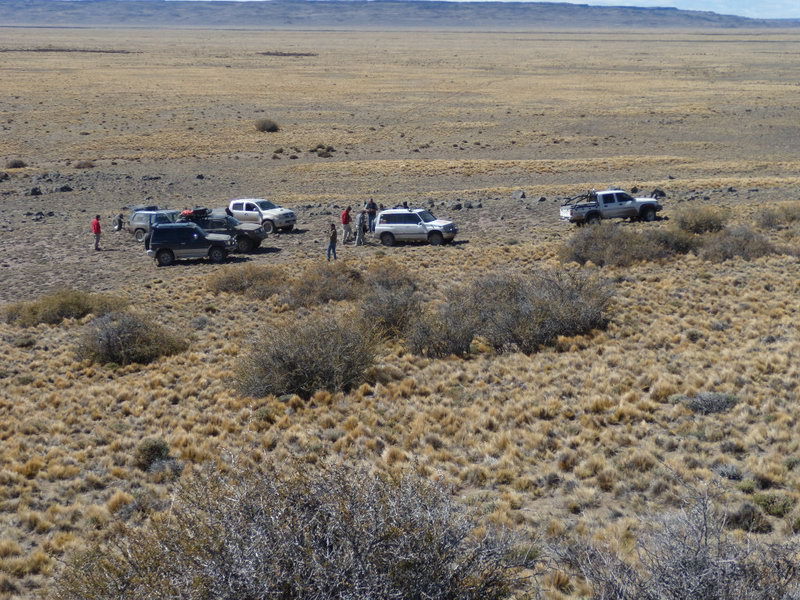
xmin=0 ymin=47 xmax=137 ymax=53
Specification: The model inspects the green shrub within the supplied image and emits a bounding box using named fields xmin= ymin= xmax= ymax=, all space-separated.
xmin=675 ymin=205 xmax=728 ymax=234
xmin=238 ymin=312 xmax=379 ymax=398
xmin=409 ymin=270 xmax=611 ymax=357
xmin=133 ymin=438 xmax=170 ymax=471
xmin=207 ymin=264 xmax=284 ymax=300
xmin=753 ymin=492 xmax=796 ymax=518
xmin=53 ymin=462 xmax=534 ymax=600
xmin=254 ymin=118 xmax=280 ymax=132
xmin=560 ymin=224 xmax=697 ymax=267
xmin=699 ymin=226 xmax=777 ymax=262
xmin=287 ymin=262 xmax=364 ymax=307
xmin=77 ymin=312 xmax=187 ymax=365
xmin=5 ymin=289 xmax=127 ymax=326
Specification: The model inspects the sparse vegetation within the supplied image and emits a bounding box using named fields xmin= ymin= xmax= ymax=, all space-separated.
xmin=5 ymin=289 xmax=126 ymax=326
xmin=133 ymin=438 xmax=170 ymax=471
xmin=360 ymin=261 xmax=420 ymax=336
xmin=757 ymin=201 xmax=800 ymax=229
xmin=73 ymin=160 xmax=94 ymax=169
xmin=5 ymin=158 xmax=26 ymax=169
xmin=681 ymin=392 xmax=739 ymax=415
xmin=53 ymin=462 xmax=534 ymax=600
xmin=238 ymin=312 xmax=379 ymax=398
xmin=561 ymin=224 xmax=697 ymax=267
xmin=254 ymin=118 xmax=280 ymax=132
xmin=76 ymin=312 xmax=187 ymax=365
xmin=288 ymin=262 xmax=364 ymax=306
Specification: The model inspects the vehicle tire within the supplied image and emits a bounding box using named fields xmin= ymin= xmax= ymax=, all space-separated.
xmin=236 ymin=236 xmax=254 ymax=253
xmin=134 ymin=229 xmax=146 ymax=243
xmin=155 ymin=249 xmax=174 ymax=267
xmin=586 ymin=214 xmax=601 ymax=225
xmin=209 ymin=246 xmax=226 ymax=263
xmin=262 ymin=220 xmax=275 ymax=234
xmin=281 ymin=225 xmax=294 ymax=232
xmin=641 ymin=207 xmax=656 ymax=222
xmin=380 ymin=232 xmax=395 ymax=247
xmin=428 ymin=231 xmax=444 ymax=246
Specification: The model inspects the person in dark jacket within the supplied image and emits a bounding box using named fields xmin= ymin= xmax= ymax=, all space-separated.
xmin=365 ymin=198 xmax=378 ymax=232
xmin=327 ymin=223 xmax=338 ymax=261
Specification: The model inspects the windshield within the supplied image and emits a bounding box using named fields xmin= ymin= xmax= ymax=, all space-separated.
xmin=225 ymin=216 xmax=241 ymax=226
xmin=418 ymin=211 xmax=436 ymax=223
xmin=256 ymin=200 xmax=277 ymax=210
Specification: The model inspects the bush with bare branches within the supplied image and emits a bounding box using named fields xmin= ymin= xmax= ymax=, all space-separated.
xmin=51 ymin=462 xmax=536 ymax=600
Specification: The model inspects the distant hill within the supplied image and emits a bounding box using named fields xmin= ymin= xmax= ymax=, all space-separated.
xmin=1 ymin=0 xmax=799 ymax=29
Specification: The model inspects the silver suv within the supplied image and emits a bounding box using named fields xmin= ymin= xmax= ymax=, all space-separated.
xmin=374 ymin=208 xmax=458 ymax=247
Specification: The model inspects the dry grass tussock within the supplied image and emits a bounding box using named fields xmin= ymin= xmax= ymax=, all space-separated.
xmin=4 ymin=289 xmax=126 ymax=326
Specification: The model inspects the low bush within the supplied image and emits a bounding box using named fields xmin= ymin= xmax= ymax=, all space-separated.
xmin=555 ymin=491 xmax=797 ymax=599
xmin=52 ymin=462 xmax=535 ymax=600
xmin=756 ymin=201 xmax=800 ymax=229
xmin=288 ymin=262 xmax=364 ymax=307
xmin=675 ymin=205 xmax=728 ymax=234
xmin=682 ymin=392 xmax=739 ymax=415
xmin=238 ymin=312 xmax=379 ymax=398
xmin=207 ymin=264 xmax=284 ymax=300
xmin=77 ymin=312 xmax=187 ymax=365
xmin=5 ymin=289 xmax=126 ymax=326
xmin=254 ymin=118 xmax=280 ymax=132
xmin=409 ymin=270 xmax=611 ymax=356
xmin=560 ymin=224 xmax=698 ymax=267
xmin=698 ymin=226 xmax=777 ymax=262
xmin=361 ymin=261 xmax=420 ymax=336
xmin=74 ymin=160 xmax=95 ymax=169
xmin=753 ymin=492 xmax=796 ymax=518
xmin=5 ymin=158 xmax=26 ymax=169
xmin=133 ymin=438 xmax=170 ymax=471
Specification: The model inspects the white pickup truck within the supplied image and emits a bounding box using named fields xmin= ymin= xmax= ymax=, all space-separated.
xmin=228 ymin=198 xmax=297 ymax=233
xmin=560 ymin=189 xmax=662 ymax=225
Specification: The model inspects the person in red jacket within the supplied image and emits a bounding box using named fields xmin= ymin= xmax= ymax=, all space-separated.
xmin=91 ymin=214 xmax=102 ymax=251
xmin=341 ymin=206 xmax=353 ymax=244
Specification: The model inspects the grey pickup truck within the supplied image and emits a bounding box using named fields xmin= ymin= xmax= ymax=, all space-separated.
xmin=560 ymin=189 xmax=662 ymax=225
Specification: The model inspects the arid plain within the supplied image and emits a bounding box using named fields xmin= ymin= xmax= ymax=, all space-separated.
xmin=1 ymin=26 xmax=800 ymax=598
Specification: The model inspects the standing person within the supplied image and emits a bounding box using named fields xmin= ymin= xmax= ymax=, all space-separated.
xmin=91 ymin=214 xmax=102 ymax=251
xmin=341 ymin=206 xmax=353 ymax=244
xmin=326 ymin=223 xmax=338 ymax=261
xmin=112 ymin=213 xmax=124 ymax=232
xmin=365 ymin=198 xmax=378 ymax=233
xmin=355 ymin=209 xmax=367 ymax=246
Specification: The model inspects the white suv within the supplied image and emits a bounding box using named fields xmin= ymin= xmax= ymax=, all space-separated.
xmin=228 ymin=198 xmax=296 ymax=233
xmin=374 ymin=208 xmax=458 ymax=246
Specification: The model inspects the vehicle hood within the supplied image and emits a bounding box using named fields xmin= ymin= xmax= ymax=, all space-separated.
xmin=261 ymin=207 xmax=294 ymax=217
xmin=206 ymin=233 xmax=233 ymax=242
xmin=429 ymin=219 xmax=455 ymax=227
xmin=634 ymin=197 xmax=660 ymax=204
xmin=236 ymin=223 xmax=264 ymax=232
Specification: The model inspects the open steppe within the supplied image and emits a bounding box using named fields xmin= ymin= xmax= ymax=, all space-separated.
xmin=1 ymin=26 xmax=800 ymax=598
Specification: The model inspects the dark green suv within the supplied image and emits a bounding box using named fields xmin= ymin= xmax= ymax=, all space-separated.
xmin=177 ymin=209 xmax=267 ymax=253
xmin=146 ymin=222 xmax=236 ymax=267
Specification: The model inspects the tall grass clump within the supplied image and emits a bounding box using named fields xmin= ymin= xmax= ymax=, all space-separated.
xmin=77 ymin=312 xmax=187 ymax=365
xmin=699 ymin=226 xmax=777 ymax=262
xmin=555 ymin=490 xmax=800 ymax=599
xmin=207 ymin=264 xmax=285 ymax=300
xmin=675 ymin=205 xmax=728 ymax=234
xmin=5 ymin=289 xmax=127 ymax=326
xmin=52 ymin=462 xmax=535 ymax=600
xmin=238 ymin=312 xmax=379 ymax=398
xmin=360 ymin=260 xmax=420 ymax=336
xmin=561 ymin=224 xmax=697 ymax=267
xmin=409 ymin=270 xmax=611 ymax=357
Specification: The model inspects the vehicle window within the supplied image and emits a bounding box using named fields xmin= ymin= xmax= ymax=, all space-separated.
xmin=208 ymin=219 xmax=225 ymax=229
xmin=418 ymin=211 xmax=435 ymax=223
xmin=154 ymin=214 xmax=172 ymax=224
xmin=256 ymin=200 xmax=276 ymax=210
xmin=132 ymin=213 xmax=146 ymax=224
xmin=383 ymin=214 xmax=402 ymax=224
xmin=226 ymin=217 xmax=241 ymax=226
xmin=231 ymin=202 xmax=244 ymax=211
xmin=601 ymin=195 xmax=616 ymax=204
xmin=244 ymin=203 xmax=257 ymax=212
xmin=616 ymin=193 xmax=633 ymax=203
xmin=403 ymin=214 xmax=422 ymax=224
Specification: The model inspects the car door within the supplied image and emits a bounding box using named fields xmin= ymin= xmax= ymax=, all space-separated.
xmin=399 ymin=213 xmax=426 ymax=240
xmin=615 ymin=193 xmax=638 ymax=218
xmin=230 ymin=202 xmax=249 ymax=223
xmin=240 ymin=202 xmax=262 ymax=224
xmin=599 ymin=193 xmax=620 ymax=218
